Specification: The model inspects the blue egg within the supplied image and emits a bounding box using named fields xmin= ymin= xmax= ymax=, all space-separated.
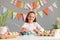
xmin=29 ymin=31 xmax=33 ymax=35
xmin=23 ymin=31 xmax=27 ymax=35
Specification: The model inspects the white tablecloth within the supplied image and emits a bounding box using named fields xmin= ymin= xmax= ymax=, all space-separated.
xmin=0 ymin=35 xmax=60 ymax=40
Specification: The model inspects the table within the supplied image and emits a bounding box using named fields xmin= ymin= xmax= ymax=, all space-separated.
xmin=0 ymin=35 xmax=60 ymax=40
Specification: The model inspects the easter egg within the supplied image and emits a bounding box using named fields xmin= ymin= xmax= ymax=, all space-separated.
xmin=23 ymin=31 xmax=27 ymax=35
xmin=20 ymin=32 xmax=22 ymax=35
xmin=12 ymin=32 xmax=16 ymax=35
xmin=5 ymin=32 xmax=11 ymax=36
xmin=38 ymin=31 xmax=42 ymax=36
xmin=44 ymin=31 xmax=50 ymax=36
xmin=20 ymin=32 xmax=26 ymax=35
xmin=50 ymin=30 xmax=55 ymax=36
xmin=29 ymin=31 xmax=33 ymax=35
xmin=15 ymin=32 xmax=20 ymax=36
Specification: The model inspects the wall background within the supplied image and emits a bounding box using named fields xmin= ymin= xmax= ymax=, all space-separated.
xmin=0 ymin=0 xmax=60 ymax=32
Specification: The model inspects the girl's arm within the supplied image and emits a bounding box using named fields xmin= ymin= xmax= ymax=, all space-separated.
xmin=36 ymin=23 xmax=44 ymax=32
xmin=20 ymin=23 xmax=30 ymax=32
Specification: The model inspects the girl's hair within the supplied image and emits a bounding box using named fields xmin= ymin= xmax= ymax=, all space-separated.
xmin=25 ymin=11 xmax=36 ymax=22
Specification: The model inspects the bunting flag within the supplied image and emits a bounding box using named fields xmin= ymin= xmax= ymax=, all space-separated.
xmin=34 ymin=0 xmax=41 ymax=12
xmin=35 ymin=12 xmax=38 ymax=17
xmin=38 ymin=11 xmax=43 ymax=18
xmin=2 ymin=7 xmax=8 ymax=13
xmin=34 ymin=5 xmax=41 ymax=12
xmin=20 ymin=2 xmax=24 ymax=9
xmin=15 ymin=0 xmax=21 ymax=8
xmin=39 ymin=0 xmax=44 ymax=6
xmin=30 ymin=2 xmax=33 ymax=9
xmin=7 ymin=9 xmax=13 ymax=16
xmin=43 ymin=8 xmax=48 ymax=15
xmin=33 ymin=2 xmax=37 ymax=9
xmin=42 ymin=0 xmax=47 ymax=4
xmin=11 ymin=0 xmax=15 ymax=4
xmin=48 ymin=5 xmax=53 ymax=12
xmin=27 ymin=3 xmax=32 ymax=10
xmin=17 ymin=13 xmax=22 ymax=20
xmin=36 ymin=0 xmax=41 ymax=7
xmin=23 ymin=14 xmax=27 ymax=21
xmin=12 ymin=12 xmax=17 ymax=19
xmin=24 ymin=3 xmax=28 ymax=10
xmin=52 ymin=2 xmax=57 ymax=8
xmin=14 ymin=0 xmax=17 ymax=6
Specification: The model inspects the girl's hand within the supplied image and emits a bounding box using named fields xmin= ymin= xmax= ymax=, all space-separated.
xmin=33 ymin=29 xmax=39 ymax=33
xmin=20 ymin=27 xmax=30 ymax=32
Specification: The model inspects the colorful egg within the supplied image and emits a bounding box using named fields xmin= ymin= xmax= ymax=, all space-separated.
xmin=29 ymin=31 xmax=33 ymax=35
xmin=15 ymin=32 xmax=20 ymax=36
xmin=12 ymin=32 xmax=16 ymax=35
xmin=38 ymin=31 xmax=42 ymax=36
xmin=44 ymin=31 xmax=50 ymax=36
xmin=5 ymin=32 xmax=11 ymax=36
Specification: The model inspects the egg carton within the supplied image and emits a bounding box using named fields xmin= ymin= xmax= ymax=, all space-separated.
xmin=0 ymin=35 xmax=17 ymax=39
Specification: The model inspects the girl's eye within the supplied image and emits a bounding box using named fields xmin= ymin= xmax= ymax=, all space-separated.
xmin=29 ymin=16 xmax=35 ymax=18
xmin=33 ymin=17 xmax=34 ymax=18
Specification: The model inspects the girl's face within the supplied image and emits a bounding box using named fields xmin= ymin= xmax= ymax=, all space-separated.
xmin=28 ymin=13 xmax=36 ymax=23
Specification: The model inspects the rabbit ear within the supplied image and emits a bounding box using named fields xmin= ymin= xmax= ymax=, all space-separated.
xmin=34 ymin=6 xmax=41 ymax=12
xmin=23 ymin=14 xmax=27 ymax=21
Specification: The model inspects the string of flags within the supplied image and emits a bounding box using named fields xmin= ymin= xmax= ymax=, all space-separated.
xmin=10 ymin=0 xmax=48 ymax=10
xmin=10 ymin=0 xmax=58 ymax=10
xmin=10 ymin=0 xmax=58 ymax=15
xmin=0 ymin=0 xmax=58 ymax=21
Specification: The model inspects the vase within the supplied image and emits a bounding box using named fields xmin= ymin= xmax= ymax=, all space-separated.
xmin=54 ymin=29 xmax=60 ymax=36
xmin=0 ymin=26 xmax=8 ymax=35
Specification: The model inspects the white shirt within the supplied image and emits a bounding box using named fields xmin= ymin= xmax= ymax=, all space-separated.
xmin=22 ymin=22 xmax=44 ymax=32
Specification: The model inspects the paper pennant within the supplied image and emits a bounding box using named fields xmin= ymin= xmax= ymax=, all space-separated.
xmin=52 ymin=2 xmax=57 ymax=8
xmin=23 ymin=14 xmax=27 ymax=21
xmin=17 ymin=13 xmax=22 ymax=20
xmin=48 ymin=5 xmax=53 ymax=12
xmin=42 ymin=0 xmax=47 ymax=4
xmin=7 ymin=9 xmax=13 ymax=16
xmin=15 ymin=0 xmax=21 ymax=8
xmin=14 ymin=0 xmax=17 ymax=5
xmin=12 ymin=12 xmax=17 ymax=19
xmin=3 ymin=7 xmax=7 ymax=13
xmin=43 ymin=8 xmax=48 ymax=15
xmin=35 ymin=12 xmax=38 ymax=17
xmin=36 ymin=0 xmax=40 ymax=7
xmin=38 ymin=11 xmax=43 ymax=18
xmin=30 ymin=3 xmax=33 ymax=9
xmin=40 ymin=0 xmax=44 ymax=6
xmin=11 ymin=0 xmax=15 ymax=4
xmin=27 ymin=3 xmax=32 ymax=10
xmin=34 ymin=0 xmax=41 ymax=11
xmin=20 ymin=2 xmax=24 ymax=9
xmin=35 ymin=5 xmax=41 ymax=12
xmin=33 ymin=2 xmax=37 ymax=9
xmin=24 ymin=3 xmax=28 ymax=10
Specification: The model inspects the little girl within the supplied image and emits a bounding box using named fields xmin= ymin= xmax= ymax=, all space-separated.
xmin=20 ymin=11 xmax=44 ymax=34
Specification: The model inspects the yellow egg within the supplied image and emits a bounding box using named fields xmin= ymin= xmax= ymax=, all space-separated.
xmin=38 ymin=31 xmax=42 ymax=35
xmin=44 ymin=31 xmax=50 ymax=35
